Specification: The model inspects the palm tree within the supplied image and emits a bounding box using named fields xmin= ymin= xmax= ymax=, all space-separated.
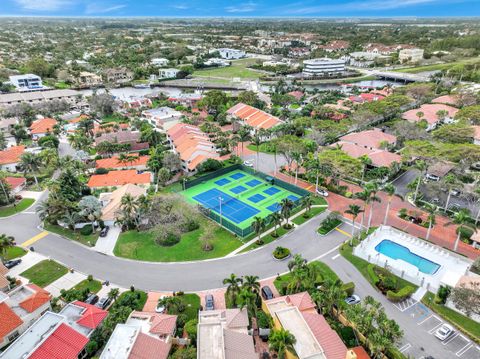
xmin=280 ymin=198 xmax=294 ymax=227
xmin=271 ymin=212 xmax=283 ymax=237
xmin=345 ymin=204 xmax=363 ymax=244
xmin=383 ymin=183 xmax=396 ymax=225
xmin=300 ymin=195 xmax=312 ymax=215
xmin=119 ymin=193 xmax=140 ymax=229
xmin=252 ymin=216 xmax=265 ymax=243
xmin=425 ymin=205 xmax=437 ymax=242
xmin=354 ymin=190 xmax=370 ymax=229
xmin=251 ymin=131 xmax=262 ymax=171
xmin=442 ymin=174 xmax=458 ymax=211
xmin=243 ymin=275 xmax=260 ymax=295
xmin=223 ymin=273 xmax=243 ymax=306
xmin=19 ymin=152 xmax=42 ymax=186
xmin=291 ymin=151 xmax=303 ymax=185
xmin=365 ymin=182 xmax=381 ymax=230
xmin=446 ymin=209 xmax=476 ymax=251
xmin=78 ymin=195 xmax=102 ymax=233
xmin=62 ymin=211 xmax=80 ymax=232
xmin=311 ymin=279 xmax=345 ymax=316
xmin=269 ymin=328 xmax=296 ymax=359
xmin=413 ymin=160 xmax=428 ymax=202
xmin=237 ymin=127 xmax=251 ymax=157
xmin=238 ymin=288 xmax=257 ymax=323
xmin=0 ymin=234 xmax=15 ymax=261
xmin=107 ymin=288 xmax=120 ymax=302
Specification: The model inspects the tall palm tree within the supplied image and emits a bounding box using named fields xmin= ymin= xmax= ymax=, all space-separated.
xmin=243 ymin=275 xmax=260 ymax=295
xmin=238 ymin=288 xmax=258 ymax=323
xmin=383 ymin=183 xmax=396 ymax=225
xmin=271 ymin=212 xmax=283 ymax=237
xmin=354 ymin=190 xmax=370 ymax=230
xmin=251 ymin=131 xmax=262 ymax=171
xmin=280 ymin=198 xmax=294 ymax=227
xmin=62 ymin=211 xmax=80 ymax=232
xmin=237 ymin=127 xmax=251 ymax=157
xmin=446 ymin=209 xmax=476 ymax=251
xmin=107 ymin=288 xmax=120 ymax=302
xmin=19 ymin=152 xmax=42 ymax=186
xmin=365 ymin=182 xmax=381 ymax=230
xmin=425 ymin=205 xmax=437 ymax=242
xmin=300 ymin=195 xmax=312 ymax=215
xmin=0 ymin=234 xmax=15 ymax=261
xmin=413 ymin=160 xmax=428 ymax=202
xmin=252 ymin=216 xmax=265 ymax=243
xmin=442 ymin=173 xmax=458 ymax=211
xmin=119 ymin=193 xmax=140 ymax=229
xmin=269 ymin=328 xmax=296 ymax=359
xmin=223 ymin=273 xmax=243 ymax=306
xmin=345 ymin=204 xmax=363 ymax=244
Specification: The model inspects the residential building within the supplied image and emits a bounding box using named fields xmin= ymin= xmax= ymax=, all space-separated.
xmin=204 ymin=58 xmax=230 ymax=67
xmin=263 ymin=292 xmax=353 ymax=359
xmin=426 ymin=162 xmax=454 ymax=181
xmin=4 ymin=176 xmax=26 ymax=193
xmin=99 ymin=183 xmax=146 ymax=225
xmin=159 ymin=68 xmax=180 ymax=79
xmin=197 ymin=308 xmax=257 ymax=359
xmin=126 ymin=311 xmax=177 ymax=340
xmin=166 ymin=123 xmax=219 ymax=173
xmin=227 ymin=103 xmax=283 ymax=131
xmin=399 ymin=48 xmax=424 ymax=63
xmin=0 ymin=145 xmax=25 ymax=172
xmin=316 ymin=40 xmax=350 ymax=52
xmin=122 ymin=97 xmax=152 ymax=109
xmin=0 ymin=284 xmax=51 ymax=349
xmin=346 ymin=52 xmax=391 ymax=68
xmin=94 ymin=130 xmax=147 ymax=149
xmin=77 ymin=71 xmax=103 ymax=88
xmin=29 ymin=117 xmax=57 ymax=140
xmin=167 ymin=93 xmax=203 ymax=107
xmin=151 ymin=58 xmax=169 ymax=67
xmin=348 ymin=93 xmax=385 ymax=104
xmin=104 ymin=68 xmax=134 ymax=84
xmin=0 ymin=264 xmax=9 ymax=292
xmin=0 ymin=301 xmax=107 ymax=359
xmin=340 ymin=128 xmax=397 ymax=149
xmin=0 ymin=89 xmax=82 ymax=109
xmin=87 ymin=169 xmax=152 ymax=189
xmin=142 ymin=107 xmax=183 ymax=131
xmin=95 ymin=154 xmax=149 ymax=170
xmin=215 ymin=48 xmax=246 ymax=59
xmin=289 ymin=47 xmax=311 ymax=58
xmin=402 ymin=103 xmax=459 ymax=131
xmin=431 ymin=95 xmax=459 ymax=106
xmin=303 ymin=58 xmax=346 ymax=77
xmin=8 ymin=74 xmax=44 ymax=91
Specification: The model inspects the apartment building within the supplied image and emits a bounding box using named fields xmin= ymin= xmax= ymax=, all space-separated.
xmin=302 ymin=58 xmax=346 ymax=77
xmin=8 ymin=74 xmax=44 ymax=91
xmin=151 ymin=58 xmax=169 ymax=67
xmin=0 ymin=89 xmax=82 ymax=109
xmin=227 ymin=103 xmax=283 ymax=132
xmin=77 ymin=71 xmax=103 ymax=88
xmin=142 ymin=107 xmax=183 ymax=131
xmin=159 ymin=68 xmax=180 ymax=79
xmin=399 ymin=48 xmax=424 ymax=63
xmin=215 ymin=48 xmax=246 ymax=59
xmin=104 ymin=67 xmax=134 ymax=84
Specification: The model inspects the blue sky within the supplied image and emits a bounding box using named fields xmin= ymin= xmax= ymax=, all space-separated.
xmin=2 ymin=0 xmax=480 ymax=17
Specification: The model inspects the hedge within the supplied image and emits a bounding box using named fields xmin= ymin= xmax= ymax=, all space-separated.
xmin=387 ymin=286 xmax=416 ymax=302
xmin=342 ymin=282 xmax=355 ymax=296
xmin=367 ymin=264 xmax=379 ymax=286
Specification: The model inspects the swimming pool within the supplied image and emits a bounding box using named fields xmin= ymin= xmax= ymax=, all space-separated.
xmin=375 ymin=240 xmax=441 ymax=275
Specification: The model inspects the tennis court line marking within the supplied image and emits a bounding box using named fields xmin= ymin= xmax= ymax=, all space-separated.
xmin=335 ymin=227 xmax=351 ymax=237
xmin=22 ymin=231 xmax=49 ymax=248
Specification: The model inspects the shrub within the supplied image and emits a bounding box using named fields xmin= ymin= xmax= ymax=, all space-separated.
xmin=95 ymin=167 xmax=109 ymax=175
xmin=256 ymin=311 xmax=272 ymax=329
xmin=272 ymin=246 xmax=291 ymax=260
xmin=367 ymin=264 xmax=379 ymax=286
xmin=436 ymin=285 xmax=451 ymax=304
xmin=87 ymin=274 xmax=93 ymax=281
xmin=398 ymin=208 xmax=408 ymax=219
xmin=342 ymin=282 xmax=355 ymax=296
xmin=457 ymin=226 xmax=474 ymax=240
xmin=197 ymin=158 xmax=223 ymax=173
xmin=155 ymin=231 xmax=181 ymax=246
xmin=184 ymin=319 xmax=198 ymax=341
xmin=387 ymin=286 xmax=415 ymax=302
xmin=345 ymin=191 xmax=353 ymax=198
xmin=80 ymin=225 xmax=93 ymax=236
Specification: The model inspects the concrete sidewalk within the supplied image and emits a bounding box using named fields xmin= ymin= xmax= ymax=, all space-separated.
xmin=7 ymin=251 xmax=45 ymax=277
xmin=93 ymin=226 xmax=121 ymax=255
xmin=44 ymin=271 xmax=87 ymax=297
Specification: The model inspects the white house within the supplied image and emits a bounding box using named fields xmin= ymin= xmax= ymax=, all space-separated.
xmin=215 ymin=48 xmax=246 ymax=60
xmin=399 ymin=48 xmax=424 ymax=63
xmin=8 ymin=74 xmax=44 ymax=91
xmin=151 ymin=58 xmax=169 ymax=67
xmin=159 ymin=68 xmax=180 ymax=79
xmin=302 ymin=58 xmax=346 ymax=77
xmin=142 ymin=107 xmax=183 ymax=131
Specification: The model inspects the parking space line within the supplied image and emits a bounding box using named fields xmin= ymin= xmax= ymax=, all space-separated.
xmin=442 ymin=333 xmax=459 ymax=345
xmin=428 ymin=322 xmax=444 ymax=334
xmin=399 ymin=343 xmax=411 ymax=353
xmin=417 ymin=314 xmax=433 ymax=325
xmin=456 ymin=343 xmax=473 ymax=357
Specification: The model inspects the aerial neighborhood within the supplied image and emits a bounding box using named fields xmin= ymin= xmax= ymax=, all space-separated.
xmin=0 ymin=13 xmax=480 ymax=359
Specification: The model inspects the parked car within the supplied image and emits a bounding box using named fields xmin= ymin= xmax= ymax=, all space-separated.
xmin=85 ymin=293 xmax=99 ymax=305
xmin=205 ymin=294 xmax=215 ymax=310
xmin=261 ymin=286 xmax=274 ymax=300
xmin=431 ymin=197 xmax=440 ymax=204
xmin=156 ymin=295 xmax=167 ymax=313
xmin=95 ymin=297 xmax=111 ymax=309
xmin=3 ymin=259 xmax=22 ymax=269
xmin=451 ymin=189 xmax=461 ymax=197
xmin=345 ymin=295 xmax=361 ymax=305
xmin=243 ymin=160 xmax=254 ymax=167
xmin=425 ymin=174 xmax=440 ymax=182
xmin=99 ymin=226 xmax=110 ymax=237
xmin=434 ymin=324 xmax=454 ymax=341
xmin=316 ymin=188 xmax=329 ymax=197
xmin=408 ymin=216 xmax=422 ymax=224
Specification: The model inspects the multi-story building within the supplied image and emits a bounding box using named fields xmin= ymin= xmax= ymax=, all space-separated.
xmin=142 ymin=107 xmax=183 ymax=131
xmin=215 ymin=48 xmax=246 ymax=60
xmin=159 ymin=68 xmax=180 ymax=79
xmin=399 ymin=48 xmax=424 ymax=63
xmin=104 ymin=67 xmax=134 ymax=84
xmin=302 ymin=58 xmax=346 ymax=77
xmin=0 ymin=89 xmax=82 ymax=109
xmin=77 ymin=71 xmax=103 ymax=88
xmin=8 ymin=74 xmax=43 ymax=91
xmin=151 ymin=58 xmax=169 ymax=67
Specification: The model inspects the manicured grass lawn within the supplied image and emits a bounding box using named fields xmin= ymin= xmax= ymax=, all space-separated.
xmin=241 ymin=225 xmax=292 ymax=253
xmin=159 ymin=181 xmax=183 ymax=194
xmin=247 ymin=143 xmax=276 ymax=154
xmin=292 ymin=207 xmax=326 ymax=226
xmin=422 ymin=292 xmax=480 ymax=343
xmin=0 ymin=198 xmax=35 ymax=217
xmin=21 ymin=260 xmax=68 ymax=287
xmin=312 ymin=196 xmax=328 ymax=206
xmin=274 ymin=261 xmax=340 ymax=293
xmin=115 ymin=290 xmax=148 ymax=311
xmin=193 ymin=58 xmax=260 ymax=79
xmin=72 ymin=279 xmax=102 ymax=294
xmin=317 ymin=218 xmax=342 ymax=235
xmin=114 ymin=217 xmax=242 ymax=262
xmin=394 ymin=58 xmax=479 ymax=74
xmin=180 ymin=293 xmax=201 ymax=321
xmin=3 ymin=246 xmax=27 ymax=260
xmin=44 ymin=224 xmax=99 ymax=246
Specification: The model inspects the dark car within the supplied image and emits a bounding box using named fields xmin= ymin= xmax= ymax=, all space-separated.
xmin=4 ymin=259 xmax=22 ymax=269
xmin=99 ymin=226 xmax=110 ymax=238
xmin=95 ymin=297 xmax=111 ymax=309
xmin=205 ymin=294 xmax=215 ymax=310
xmin=85 ymin=293 xmax=99 ymax=305
xmin=261 ymin=286 xmax=274 ymax=300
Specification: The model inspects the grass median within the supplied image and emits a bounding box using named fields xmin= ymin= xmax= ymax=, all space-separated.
xmin=0 ymin=198 xmax=35 ymax=217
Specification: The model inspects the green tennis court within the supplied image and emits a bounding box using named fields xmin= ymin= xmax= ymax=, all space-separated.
xmin=182 ymin=169 xmax=303 ymax=230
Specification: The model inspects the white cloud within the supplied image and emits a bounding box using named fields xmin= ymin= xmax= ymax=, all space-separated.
xmin=14 ymin=0 xmax=72 ymax=11
xmin=225 ymin=1 xmax=257 ymax=13
xmin=85 ymin=3 xmax=126 ymax=14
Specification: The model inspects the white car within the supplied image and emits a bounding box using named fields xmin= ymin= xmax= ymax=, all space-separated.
xmin=155 ymin=295 xmax=167 ymax=313
xmin=316 ymin=188 xmax=329 ymax=197
xmin=434 ymin=324 xmax=454 ymax=341
xmin=345 ymin=295 xmax=361 ymax=305
xmin=243 ymin=160 xmax=254 ymax=167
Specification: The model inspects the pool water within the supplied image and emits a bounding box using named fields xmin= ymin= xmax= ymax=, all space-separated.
xmin=375 ymin=240 xmax=441 ymax=275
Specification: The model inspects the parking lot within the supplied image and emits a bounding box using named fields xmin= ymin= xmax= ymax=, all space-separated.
xmin=403 ymin=303 xmax=480 ymax=359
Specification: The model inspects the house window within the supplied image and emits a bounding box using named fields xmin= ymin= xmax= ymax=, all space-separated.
xmin=7 ymin=331 xmax=19 ymax=342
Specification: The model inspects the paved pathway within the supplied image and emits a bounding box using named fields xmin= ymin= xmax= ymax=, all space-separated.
xmin=7 ymin=252 xmax=44 ymax=277
xmin=44 ymin=271 xmax=87 ymax=297
xmin=93 ymin=226 xmax=121 ymax=255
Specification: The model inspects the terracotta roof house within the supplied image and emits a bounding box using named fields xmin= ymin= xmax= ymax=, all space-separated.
xmin=402 ymin=103 xmax=459 ymax=131
xmin=426 ymin=161 xmax=454 ymax=180
xmin=4 ymin=176 xmax=26 ymax=193
xmin=95 ymin=154 xmax=149 ymax=170
xmin=339 ymin=128 xmax=397 ymax=150
xmin=0 ymin=145 xmax=25 ymax=172
xmin=227 ymin=103 xmax=283 ymax=131
xmin=348 ymin=93 xmax=385 ymax=104
xmin=127 ymin=311 xmax=177 ymax=340
xmin=197 ymin=308 xmax=256 ymax=359
xmin=99 ymin=184 xmax=146 ymax=225
xmin=287 ymin=90 xmax=304 ymax=101
xmin=29 ymin=118 xmax=57 ymax=140
xmin=333 ymin=141 xmax=402 ymax=168
xmin=87 ymin=169 xmax=152 ymax=189
xmin=317 ymin=40 xmax=350 ymax=52
xmin=432 ymin=95 xmax=459 ymax=106
xmin=94 ymin=130 xmax=141 ymax=145
xmin=264 ymin=292 xmax=353 ymax=359
xmin=166 ymin=123 xmax=220 ymax=173
xmin=92 ymin=122 xmax=130 ymax=136
xmin=0 ymin=284 xmax=52 ymax=349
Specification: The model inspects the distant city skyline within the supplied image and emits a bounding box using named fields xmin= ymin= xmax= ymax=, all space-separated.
xmin=2 ymin=0 xmax=480 ymax=17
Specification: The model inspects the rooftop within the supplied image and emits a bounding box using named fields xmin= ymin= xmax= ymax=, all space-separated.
xmin=340 ymin=128 xmax=396 ymax=149
xmin=100 ymin=184 xmax=146 ymax=221
xmin=227 ymin=103 xmax=283 ymax=130
xmin=29 ymin=118 xmax=57 ymax=135
xmin=0 ymin=145 xmax=25 ymax=165
xmin=95 ymin=154 xmax=149 ymax=169
xmin=87 ymin=169 xmax=152 ymax=188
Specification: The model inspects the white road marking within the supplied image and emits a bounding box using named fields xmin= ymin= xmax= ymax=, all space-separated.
xmin=331 ymin=254 xmax=340 ymax=260
xmin=418 ymin=314 xmax=434 ymax=325
xmin=456 ymin=343 xmax=473 ymax=357
xmin=443 ymin=333 xmax=459 ymax=345
xmin=428 ymin=322 xmax=444 ymax=334
xmin=399 ymin=343 xmax=411 ymax=353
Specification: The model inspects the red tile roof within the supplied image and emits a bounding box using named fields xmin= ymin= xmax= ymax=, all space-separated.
xmin=349 ymin=93 xmax=385 ymax=103
xmin=72 ymin=301 xmax=108 ymax=329
xmin=29 ymin=323 xmax=89 ymax=359
xmin=30 ymin=118 xmax=57 ymax=135
xmin=402 ymin=104 xmax=459 ymax=126
xmin=334 ymin=141 xmax=402 ymax=168
xmin=286 ymin=292 xmax=316 ymax=312
xmin=340 ymin=129 xmax=397 ymax=150
xmin=352 ymin=346 xmax=371 ymax=359
xmin=227 ymin=103 xmax=282 ymax=130
xmin=87 ymin=169 xmax=152 ymax=188
xmin=0 ymin=145 xmax=25 ymax=165
xmin=129 ymin=332 xmax=171 ymax=359
xmin=432 ymin=95 xmax=458 ymax=106
xmin=95 ymin=154 xmax=149 ymax=169
xmin=0 ymin=302 xmax=23 ymax=342
xmin=4 ymin=176 xmax=26 ymax=190
xmin=19 ymin=284 xmax=51 ymax=313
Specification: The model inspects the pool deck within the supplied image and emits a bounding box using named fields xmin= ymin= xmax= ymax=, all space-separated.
xmin=354 ymin=226 xmax=471 ymax=292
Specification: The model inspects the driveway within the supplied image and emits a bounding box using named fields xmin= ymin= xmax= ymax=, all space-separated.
xmin=93 ymin=226 xmax=121 ymax=255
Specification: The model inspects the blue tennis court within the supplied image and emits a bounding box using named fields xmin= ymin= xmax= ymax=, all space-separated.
xmin=267 ymin=203 xmax=281 ymax=212
xmin=230 ymin=185 xmax=247 ymax=194
xmin=287 ymin=195 xmax=299 ymax=201
xmin=192 ymin=188 xmax=259 ymax=224
xmin=248 ymin=193 xmax=266 ymax=203
xmin=215 ymin=178 xmax=231 ymax=186
xmin=230 ymin=173 xmax=246 ymax=180
xmin=246 ymin=179 xmax=262 ymax=187
xmin=264 ymin=187 xmax=281 ymax=196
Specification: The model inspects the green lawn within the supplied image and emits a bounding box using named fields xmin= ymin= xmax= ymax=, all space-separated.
xmin=0 ymin=198 xmax=35 ymax=217
xmin=274 ymin=261 xmax=340 ymax=293
xmin=3 ymin=246 xmax=27 ymax=260
xmin=293 ymin=207 xmax=327 ymax=226
xmin=21 ymin=260 xmax=68 ymax=287
xmin=114 ymin=217 xmax=242 ymax=262
xmin=240 ymin=225 xmax=292 ymax=253
xmin=44 ymin=224 xmax=99 ymax=246
xmin=193 ymin=58 xmax=261 ymax=80
xmin=393 ymin=58 xmax=479 ymax=74
xmin=72 ymin=279 xmax=102 ymax=294
xmin=247 ymin=143 xmax=276 ymax=154
xmin=422 ymin=292 xmax=480 ymax=343
xmin=181 ymin=293 xmax=201 ymax=321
